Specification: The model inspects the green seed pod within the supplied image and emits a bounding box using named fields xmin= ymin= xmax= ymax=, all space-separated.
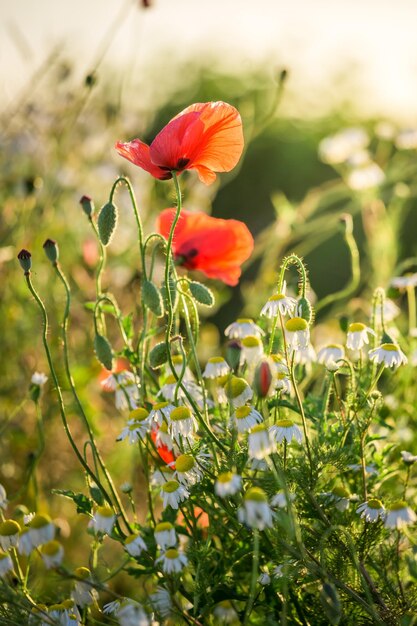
xmin=189 ymin=281 xmax=215 ymax=307
xmin=149 ymin=342 xmax=168 ymax=369
xmin=42 ymin=239 xmax=59 ymax=264
xmin=89 ymin=485 xmax=104 ymax=506
xmin=142 ymin=280 xmax=164 ymax=317
xmin=161 ymin=274 xmax=178 ymax=312
xmin=298 ymin=296 xmax=313 ymax=324
xmin=79 ymin=195 xmax=95 ymax=217
xmin=97 ymin=202 xmax=118 ymax=246
xmin=17 ymin=249 xmax=32 ymax=273
xmin=94 ymin=334 xmax=113 ymax=370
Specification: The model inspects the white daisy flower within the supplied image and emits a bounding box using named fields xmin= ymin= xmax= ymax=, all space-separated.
xmin=213 ymin=600 xmax=239 ymax=623
xmin=151 ymin=467 xmax=174 ymax=487
xmin=118 ymin=408 xmax=151 ymax=444
xmin=317 ymin=344 xmax=345 ymax=367
xmin=356 ymin=498 xmax=385 ymax=523
xmin=318 ymin=128 xmax=369 ymax=164
xmin=274 ymin=372 xmax=292 ymax=395
xmin=214 ymin=472 xmax=242 ymax=497
xmin=0 ymin=484 xmax=7 ymax=510
xmin=124 ymin=533 xmax=147 ymax=557
xmin=260 ymin=288 xmax=297 ymax=318
xmin=347 ymin=463 xmax=378 ymax=476
xmin=39 ymin=540 xmax=64 ymax=569
xmin=203 ymin=357 xmax=230 ymax=379
xmin=374 ymin=299 xmax=400 ymax=324
xmin=375 ymin=121 xmax=395 ymax=140
xmin=271 ymin=490 xmax=296 ymax=508
xmin=92 ymin=506 xmax=115 ymax=535
xmin=240 ymin=335 xmax=264 ymax=368
xmin=173 ymin=454 xmax=204 ymax=487
xmin=223 ymin=376 xmax=253 ymax=408
xmin=346 ymin=322 xmax=375 ymax=351
xmin=284 ymin=317 xmax=310 ymax=351
xmin=17 ymin=528 xmax=33 ymax=556
xmin=346 ymin=162 xmax=384 ymax=190
xmin=232 ymin=405 xmax=263 ymax=433
xmin=324 ymin=487 xmax=351 ymax=512
xmin=103 ymin=600 xmax=121 ymax=615
xmin=48 ymin=602 xmax=80 ymax=626
xmin=248 ymin=424 xmax=274 ymax=460
xmin=0 ymin=551 xmax=13 ymax=577
xmin=101 ymin=371 xmax=139 ymax=411
xmin=154 ymin=521 xmax=177 ymax=549
xmin=270 ymin=354 xmax=289 ymax=375
xmin=150 ymin=587 xmax=172 ymax=618
xmin=31 ymin=372 xmax=48 ymax=386
xmin=72 ymin=567 xmax=98 ymax=608
xmin=258 ymin=571 xmax=271 ymax=585
xmin=0 ymin=519 xmax=20 ymax=550
xmin=368 ymin=343 xmax=408 ymax=369
xmin=149 ymin=402 xmax=174 ymax=427
xmin=384 ymin=501 xmax=417 ymax=529
xmin=401 ymin=451 xmax=417 ymax=465
xmin=156 ymin=548 xmax=188 ymax=574
xmin=270 ymin=420 xmax=303 ymax=445
xmin=116 ymin=600 xmax=149 ymax=626
xmin=154 ymin=421 xmax=175 ymax=451
xmin=237 ymin=487 xmax=273 ymax=530
xmin=292 ymin=343 xmax=316 ymax=365
xmin=160 ymin=480 xmax=189 ymax=510
xmin=395 ymin=128 xmax=417 ymax=150
xmin=225 ymin=318 xmax=264 ymax=339
xmin=28 ymin=514 xmax=55 ymax=548
xmin=169 ymin=406 xmax=197 ymax=444
xmin=390 ymin=273 xmax=417 ymax=290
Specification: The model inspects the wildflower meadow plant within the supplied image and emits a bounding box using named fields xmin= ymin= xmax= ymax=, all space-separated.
xmin=5 ymin=99 xmax=417 ymax=625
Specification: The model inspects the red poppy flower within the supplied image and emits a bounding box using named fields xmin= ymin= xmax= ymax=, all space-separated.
xmin=115 ymin=101 xmax=244 ymax=185
xmin=150 ymin=427 xmax=176 ymax=466
xmin=156 ymin=208 xmax=254 ymax=286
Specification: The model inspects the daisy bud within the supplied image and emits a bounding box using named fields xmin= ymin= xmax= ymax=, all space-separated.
xmin=0 ymin=519 xmax=21 ymax=550
xmin=225 ymin=340 xmax=242 ymax=372
xmin=94 ymin=334 xmax=114 ymax=371
xmin=17 ymin=249 xmax=32 ymax=274
xmin=79 ymin=194 xmax=95 ymax=217
xmin=253 ymin=359 xmax=273 ymax=398
xmin=42 ymin=239 xmax=59 ymax=264
xmin=97 ymin=201 xmax=118 ymax=246
xmin=149 ymin=342 xmax=168 ymax=369
xmin=297 ymin=297 xmax=313 ymax=324
xmin=189 ymin=281 xmax=215 ymax=307
xmin=142 ymin=280 xmax=164 ymax=317
xmin=39 ymin=540 xmax=64 ymax=568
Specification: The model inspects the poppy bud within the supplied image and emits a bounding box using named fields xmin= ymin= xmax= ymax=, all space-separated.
xmin=225 ymin=340 xmax=242 ymax=373
xmin=80 ymin=195 xmax=95 ymax=217
xmin=189 ymin=281 xmax=215 ymax=307
xmin=381 ymin=330 xmax=395 ymax=344
xmin=142 ymin=280 xmax=164 ymax=317
xmin=42 ymin=239 xmax=59 ymax=264
xmin=253 ymin=359 xmax=273 ymax=398
xmin=17 ymin=249 xmax=32 ymax=274
xmin=149 ymin=342 xmax=168 ymax=369
xmin=89 ymin=484 xmax=104 ymax=506
xmin=94 ymin=334 xmax=113 ymax=370
xmin=339 ymin=315 xmax=349 ymax=333
xmin=297 ymin=297 xmax=313 ymax=324
xmin=98 ymin=202 xmax=118 ymax=246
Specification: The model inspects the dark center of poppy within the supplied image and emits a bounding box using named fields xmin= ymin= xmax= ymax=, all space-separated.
xmin=176 ymin=248 xmax=199 ymax=269
xmin=176 ymin=157 xmax=190 ymax=170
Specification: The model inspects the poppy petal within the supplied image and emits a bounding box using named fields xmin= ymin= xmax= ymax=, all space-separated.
xmin=149 ymin=111 xmax=203 ymax=170
xmin=115 ymin=139 xmax=172 ymax=180
xmin=176 ymin=102 xmax=244 ymax=175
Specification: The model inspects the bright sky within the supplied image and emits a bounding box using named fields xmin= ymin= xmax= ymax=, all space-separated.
xmin=2 ymin=0 xmax=417 ymax=120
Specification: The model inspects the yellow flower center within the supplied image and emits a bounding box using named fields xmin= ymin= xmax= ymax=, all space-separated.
xmin=381 ymin=343 xmax=398 ymax=352
xmin=96 ymin=506 xmax=114 ymax=518
xmin=208 ymin=356 xmax=225 ymax=363
xmin=235 ymin=406 xmax=252 ymax=419
xmin=129 ymin=408 xmax=149 ymax=421
xmin=40 ymin=540 xmax=61 ymax=556
xmin=348 ymin=322 xmax=366 ymax=333
xmin=285 ymin=317 xmax=308 ymax=332
xmin=242 ymin=335 xmax=261 ymax=348
xmin=155 ymin=521 xmax=174 ymax=532
xmin=29 ymin=514 xmax=51 ymax=529
xmin=175 ymin=454 xmax=195 ymax=473
xmin=367 ymin=498 xmax=383 ymax=509
xmin=244 ymin=487 xmax=267 ymax=502
xmin=332 ymin=486 xmax=349 ymax=498
xmin=170 ymin=406 xmax=192 ymax=422
xmin=75 ymin=566 xmax=91 ymax=579
xmin=276 ymin=419 xmax=294 ymax=428
xmin=224 ymin=376 xmax=248 ymax=397
xmin=217 ymin=472 xmax=233 ymax=483
xmin=250 ymin=423 xmax=267 ymax=434
xmin=237 ymin=318 xmax=254 ymax=324
xmin=0 ymin=520 xmax=20 ymax=536
xmin=153 ymin=401 xmax=170 ymax=411
xmin=162 ymin=480 xmax=180 ymax=494
xmin=388 ymin=500 xmax=407 ymax=511
xmin=165 ymin=548 xmax=179 ymax=559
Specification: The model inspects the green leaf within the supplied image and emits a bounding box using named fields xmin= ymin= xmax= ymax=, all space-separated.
xmin=142 ymin=280 xmax=164 ymax=317
xmin=189 ymin=281 xmax=215 ymax=306
xmin=94 ymin=334 xmax=114 ymax=370
xmin=52 ymin=489 xmax=93 ymax=515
